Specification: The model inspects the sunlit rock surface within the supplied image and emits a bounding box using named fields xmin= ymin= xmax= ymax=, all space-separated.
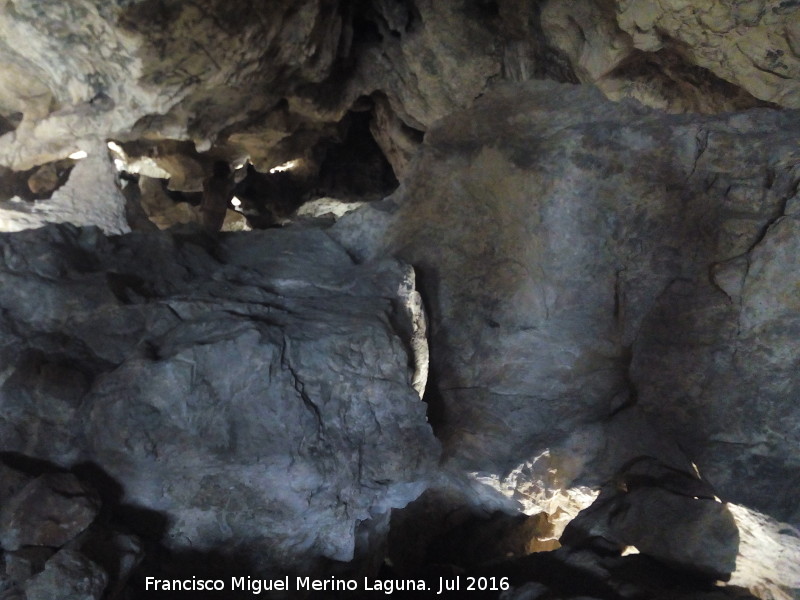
xmin=0 ymin=224 xmax=437 ymax=570
xmin=616 ymin=0 xmax=800 ymax=108
xmin=541 ymin=0 xmax=792 ymax=113
xmin=561 ymin=458 xmax=739 ymax=581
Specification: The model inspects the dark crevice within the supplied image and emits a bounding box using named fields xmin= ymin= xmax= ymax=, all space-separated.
xmin=350 ymin=1 xmax=384 ymax=47
xmin=0 ymin=111 xmax=22 ymax=136
xmin=606 ymin=47 xmax=781 ymax=112
xmin=232 ymin=105 xmax=398 ymax=229
xmin=499 ymin=0 xmax=580 ymax=83
xmin=315 ymin=107 xmax=399 ymax=199
xmin=0 ymin=158 xmax=77 ymax=203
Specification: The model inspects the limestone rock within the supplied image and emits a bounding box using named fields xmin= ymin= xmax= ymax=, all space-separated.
xmin=75 ymin=528 xmax=143 ymax=600
xmin=728 ymin=504 xmax=800 ymax=600
xmin=0 ymin=0 xmax=352 ymax=172
xmin=605 ymin=488 xmax=740 ymax=580
xmin=561 ymin=458 xmax=739 ymax=580
xmin=0 ymin=145 xmax=128 ymax=234
xmin=351 ymin=0 xmax=501 ymax=133
xmin=540 ymin=1 xmax=777 ymax=113
xmin=0 ymin=223 xmax=438 ymax=569
xmin=541 ymin=0 xmax=632 ymax=83
xmin=0 ymin=473 xmax=100 ymax=552
xmin=332 ymin=80 xmax=800 ymax=524
xmin=369 ymin=94 xmax=424 ymax=180
xmin=598 ymin=48 xmax=775 ymax=114
xmin=632 ymin=212 xmax=800 ymax=523
xmin=135 ymin=175 xmax=199 ymax=230
xmin=24 ymin=549 xmax=107 ymax=600
xmin=0 ymin=583 xmax=24 ymax=600
xmin=616 ymin=0 xmax=800 ymax=108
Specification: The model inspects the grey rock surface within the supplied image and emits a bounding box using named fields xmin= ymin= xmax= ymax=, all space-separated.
xmin=0 ymin=144 xmax=129 ymax=235
xmin=332 ymin=80 xmax=800 ymax=526
xmin=616 ymin=0 xmax=800 ymax=108
xmin=562 ymin=458 xmax=739 ymax=580
xmin=2 ymin=547 xmax=55 ymax=585
xmin=24 ymin=549 xmax=107 ymax=600
xmin=6 ymin=1 xmax=792 ymax=234
xmin=0 ymin=224 xmax=438 ymax=569
xmin=0 ymin=466 xmax=28 ymax=508
xmin=0 ymin=473 xmax=100 ymax=552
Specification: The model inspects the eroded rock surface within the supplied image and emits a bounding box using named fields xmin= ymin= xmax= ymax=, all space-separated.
xmin=561 ymin=458 xmax=739 ymax=580
xmin=24 ymin=549 xmax=107 ymax=600
xmin=1 ymin=2 xmax=800 ymax=598
xmin=0 ymin=224 xmax=438 ymax=570
xmin=616 ymin=0 xmax=800 ymax=108
xmin=333 ymin=81 xmax=800 ymax=527
xmin=0 ymin=473 xmax=100 ymax=552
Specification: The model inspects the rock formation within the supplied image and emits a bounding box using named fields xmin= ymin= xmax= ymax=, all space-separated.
xmin=0 ymin=1 xmax=799 ymax=599
xmin=0 ymin=223 xmax=436 ymax=572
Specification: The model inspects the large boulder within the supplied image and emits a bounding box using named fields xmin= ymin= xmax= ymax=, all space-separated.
xmin=332 ymin=80 xmax=800 ymax=526
xmin=561 ymin=457 xmax=740 ymax=581
xmin=0 ymin=224 xmax=438 ymax=569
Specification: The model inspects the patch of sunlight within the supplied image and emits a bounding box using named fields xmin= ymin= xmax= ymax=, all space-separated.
xmin=727 ymin=503 xmax=800 ymax=600
xmin=269 ymin=159 xmax=300 ymax=174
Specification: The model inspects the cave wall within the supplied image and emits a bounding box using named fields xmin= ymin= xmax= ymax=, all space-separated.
xmin=0 ymin=1 xmax=799 ymax=599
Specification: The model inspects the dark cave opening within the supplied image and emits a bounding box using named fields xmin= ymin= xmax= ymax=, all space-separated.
xmin=315 ymin=108 xmax=399 ymax=200
xmin=224 ymin=105 xmax=398 ymax=229
xmin=0 ymin=158 xmax=76 ymax=203
xmin=113 ymin=102 xmax=399 ymax=232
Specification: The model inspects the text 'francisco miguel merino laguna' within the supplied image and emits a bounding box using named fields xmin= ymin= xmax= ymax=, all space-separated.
xmin=145 ymin=575 xmax=511 ymax=595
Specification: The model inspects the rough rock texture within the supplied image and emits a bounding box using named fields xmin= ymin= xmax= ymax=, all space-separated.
xmin=0 ymin=147 xmax=128 ymax=234
xmin=540 ymin=0 xmax=790 ymax=113
xmin=3 ymin=0 xmax=797 ymax=236
xmin=333 ymin=80 xmax=800 ymax=524
xmin=616 ymin=0 xmax=800 ymax=108
xmin=350 ymin=0 xmax=501 ymax=131
xmin=24 ymin=549 xmax=107 ymax=600
xmin=0 ymin=466 xmax=27 ymax=507
xmin=1 ymin=2 xmax=800 ymax=598
xmin=0 ymin=0 xmax=499 ymax=178
xmin=561 ymin=458 xmax=739 ymax=580
xmin=0 ymin=0 xmax=349 ymax=171
xmin=3 ymin=547 xmax=55 ymax=585
xmin=76 ymin=527 xmax=143 ymax=600
xmin=0 ymin=473 xmax=100 ymax=551
xmin=633 ymin=210 xmax=800 ymax=525
xmin=489 ymin=546 xmax=761 ymax=600
xmin=0 ymin=458 xmax=146 ymax=600
xmin=0 ymin=224 xmax=437 ymax=569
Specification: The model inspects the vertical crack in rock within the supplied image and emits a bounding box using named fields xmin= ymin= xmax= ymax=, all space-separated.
xmin=280 ymin=333 xmax=325 ymax=435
